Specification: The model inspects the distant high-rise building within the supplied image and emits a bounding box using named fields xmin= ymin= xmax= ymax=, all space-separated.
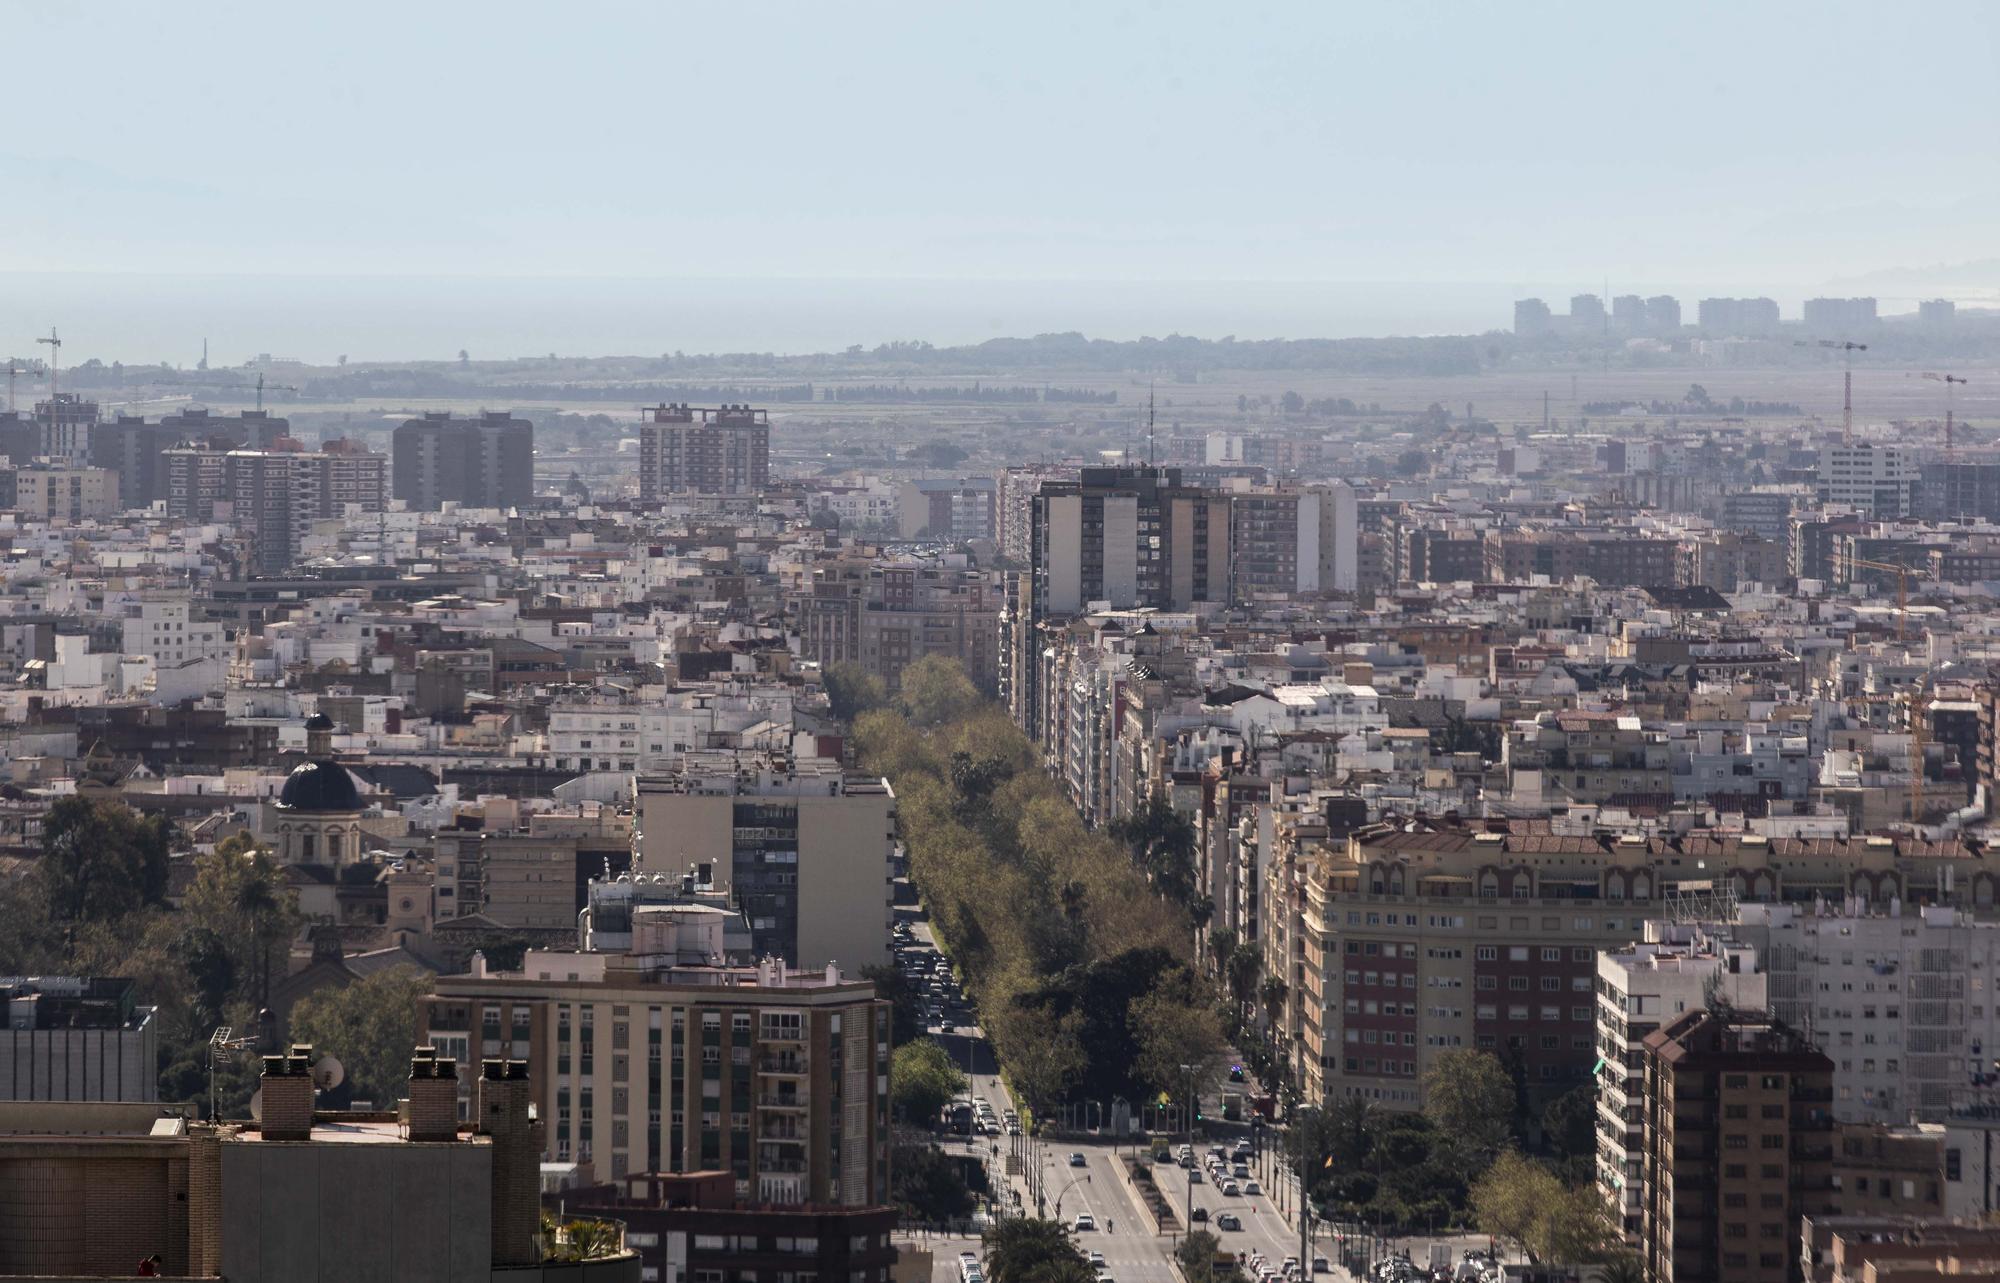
xmin=1803 ymin=296 xmax=1878 ymax=332
xmin=33 ymin=394 xmax=97 ymax=464
xmin=164 ymin=443 xmax=386 ymax=572
xmin=1570 ymin=293 xmax=1606 ymax=333
xmin=1644 ymin=295 xmax=1682 ymax=331
xmin=1513 ymin=298 xmax=1554 ymax=337
xmin=0 ymin=462 xmax=120 ymax=522
xmin=1919 ymin=298 xmax=1956 ymax=326
xmin=1697 ymin=297 xmax=1781 ymax=335
xmin=637 ymin=403 xmax=770 ymax=498
xmin=1612 ymin=294 xmax=1647 ymax=332
xmin=91 ymin=408 xmax=287 ymax=508
xmin=1818 ymin=443 xmax=1917 ymax=520
xmin=392 ymin=410 xmax=534 ymax=510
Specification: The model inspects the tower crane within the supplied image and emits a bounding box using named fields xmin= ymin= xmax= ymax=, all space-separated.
xmin=1798 ymin=339 xmax=1868 ymax=443
xmin=35 ymin=329 xmax=61 ymax=404
xmin=1847 ymin=555 xmax=1933 ymax=643
xmin=1921 ymin=372 xmax=1969 ymax=460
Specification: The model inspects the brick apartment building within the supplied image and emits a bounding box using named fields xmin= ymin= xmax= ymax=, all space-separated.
xmin=1285 ymin=820 xmax=1995 ymax=1111
xmin=638 ymin=404 xmax=770 ymax=499
xmin=1641 ymin=1011 xmax=1837 ymax=1283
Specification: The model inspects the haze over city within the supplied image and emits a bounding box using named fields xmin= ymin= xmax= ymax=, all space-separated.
xmin=6 ymin=6 xmax=2000 ymax=1283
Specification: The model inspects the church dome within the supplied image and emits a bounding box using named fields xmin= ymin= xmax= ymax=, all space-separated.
xmin=278 ymin=760 xmax=362 ymax=812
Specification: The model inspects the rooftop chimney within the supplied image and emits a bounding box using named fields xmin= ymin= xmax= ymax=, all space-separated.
xmin=479 ymin=1059 xmax=541 ymax=1267
xmin=405 ymin=1047 xmax=460 ymax=1142
xmin=259 ymin=1048 xmax=315 ymax=1141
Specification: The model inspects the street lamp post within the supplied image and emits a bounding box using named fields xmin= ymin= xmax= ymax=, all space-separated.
xmin=1179 ymin=1062 xmax=1198 ymax=1245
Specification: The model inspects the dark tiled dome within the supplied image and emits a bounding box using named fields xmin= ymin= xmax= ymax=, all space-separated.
xmin=304 ymin=712 xmax=335 ymax=732
xmin=278 ymin=760 xmax=361 ymax=812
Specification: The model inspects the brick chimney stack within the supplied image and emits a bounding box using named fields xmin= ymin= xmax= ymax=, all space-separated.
xmin=258 ymin=1046 xmax=315 ymax=1141
xmin=478 ymin=1058 xmax=543 ymax=1267
xmin=406 ymin=1046 xmax=460 ymax=1142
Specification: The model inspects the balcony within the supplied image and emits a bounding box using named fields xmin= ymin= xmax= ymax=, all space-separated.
xmin=757 ymin=1158 xmax=807 ymax=1174
xmin=759 ymin=1094 xmax=809 ymax=1110
xmin=758 ymin=1056 xmax=808 ymax=1075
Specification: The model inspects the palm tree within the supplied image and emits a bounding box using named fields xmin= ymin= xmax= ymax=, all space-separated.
xmin=235 ymin=857 xmax=284 ymax=1005
xmin=1595 ymin=1253 xmax=1644 ymax=1283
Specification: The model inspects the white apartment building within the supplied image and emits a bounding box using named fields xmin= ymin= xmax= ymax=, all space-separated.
xmin=1595 ymin=925 xmax=1768 ymax=1237
xmin=1818 ymin=444 xmax=1917 ymax=520
xmin=1728 ymin=901 xmax=2000 ymax=1123
xmin=115 ymin=593 xmax=227 ymax=670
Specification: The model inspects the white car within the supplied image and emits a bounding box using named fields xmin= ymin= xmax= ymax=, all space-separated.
xmin=1221 ymin=1179 xmax=1241 ymax=1196
xmin=1088 ymin=1253 xmax=1105 ymax=1269
xmin=1074 ymin=1213 xmax=1096 ymax=1232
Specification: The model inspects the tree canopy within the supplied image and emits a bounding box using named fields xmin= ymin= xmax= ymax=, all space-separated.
xmin=890 ymin=1038 xmax=967 ymax=1124
xmin=288 ymin=965 xmax=435 ymax=1108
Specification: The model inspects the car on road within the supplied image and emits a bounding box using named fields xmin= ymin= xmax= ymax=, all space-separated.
xmin=1189 ymin=1207 xmax=1208 ymax=1223
xmin=1311 ymin=1259 xmax=1328 ymax=1275
xmin=1006 ymin=1120 xmax=1022 ymax=1134
xmin=1068 ymin=1152 xmax=1087 ymax=1167
xmin=1232 ymin=1164 xmax=1249 ymax=1180
xmin=1243 ymin=1180 xmax=1261 ymax=1196
xmin=1088 ymin=1252 xmax=1104 ymax=1269
xmin=1073 ymin=1214 xmax=1095 ymax=1232
xmin=1215 ymin=1213 xmax=1242 ymax=1231
xmin=1220 ymin=1179 xmax=1240 ymax=1195
xmin=1188 ymin=1168 xmax=1203 ymax=1183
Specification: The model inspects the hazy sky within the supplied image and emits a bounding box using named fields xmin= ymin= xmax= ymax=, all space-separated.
xmin=7 ymin=0 xmax=1998 ymax=289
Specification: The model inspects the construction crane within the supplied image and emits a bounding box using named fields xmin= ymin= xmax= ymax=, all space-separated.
xmin=35 ymin=328 xmax=61 ymax=404
xmin=1921 ymin=372 xmax=1969 ymax=460
xmin=3 ymin=361 xmax=27 ymax=413
xmin=1799 ymin=339 xmax=1868 ymax=443
xmin=151 ymin=371 xmax=299 ymax=412
xmin=1848 ymin=556 xmax=1933 ymax=642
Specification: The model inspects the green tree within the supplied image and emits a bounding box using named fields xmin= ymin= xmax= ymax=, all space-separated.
xmin=1108 ymin=796 xmax=1198 ymax=905
xmin=823 ymin=663 xmax=887 ymax=723
xmin=1176 ymin=1229 xmax=1245 ymax=1283
xmin=1225 ymin=943 xmax=1263 ymax=1026
xmin=861 ymin=963 xmax=923 ymax=1045
xmin=181 ymin=836 xmax=301 ymax=1009
xmin=982 ymin=1217 xmax=1088 ymax=1283
xmin=1423 ymin=1048 xmax=1514 ymax=1165
xmin=1469 ymin=1150 xmax=1551 ymax=1262
xmin=890 ymin=1038 xmax=967 ymax=1124
xmin=288 ymin=965 xmax=434 ymax=1107
xmin=1540 ymin=1082 xmax=1598 ymax=1171
xmin=892 ymin=1142 xmax=976 ymax=1222
xmin=1129 ymin=972 xmax=1227 ymax=1112
xmin=897 ymin=656 xmax=983 ymax=727
xmin=38 ymin=797 xmax=176 ymax=932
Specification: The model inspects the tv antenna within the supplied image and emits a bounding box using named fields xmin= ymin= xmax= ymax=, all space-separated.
xmin=207 ymin=1025 xmax=259 ymax=1120
xmin=1147 ymin=383 xmax=1156 ymax=466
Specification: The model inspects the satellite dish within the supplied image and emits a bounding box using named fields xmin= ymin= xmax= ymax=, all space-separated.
xmin=312 ymin=1055 xmax=345 ymax=1091
xmin=248 ymin=1089 xmax=263 ymax=1124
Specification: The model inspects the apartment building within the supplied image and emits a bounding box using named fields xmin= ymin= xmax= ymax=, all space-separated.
xmin=393 ymin=409 xmax=535 ymax=510
xmin=32 ymin=393 xmax=96 ymax=462
xmin=898 ymin=477 xmax=997 ymax=541
xmin=563 ymin=1170 xmax=901 ymax=1283
xmin=1819 ymin=445 xmax=1918 ymax=521
xmin=1724 ymin=902 xmax=2000 ymax=1122
xmin=423 ymin=953 xmax=890 ymax=1202
xmin=638 ymin=403 xmax=770 ymax=498
xmin=1289 ymin=821 xmax=1989 ymax=1111
xmin=1504 ymin=709 xmax=1672 ymax=807
xmin=796 ymin=559 xmax=1000 ymax=693
xmin=1009 ymin=466 xmax=1228 ymax=738
xmin=91 ymin=407 xmax=287 ymax=506
xmin=635 ymin=753 xmax=894 ymax=971
xmin=1596 ymin=927 xmax=1769 ymax=1237
xmin=1228 ymin=484 xmax=1358 ymax=598
xmin=1640 ymin=1011 xmax=1836 ymax=1283
xmin=1483 ymin=527 xmax=1680 ymax=587
xmin=162 ymin=444 xmax=387 ymax=572
xmin=0 ymin=462 xmax=119 ymax=521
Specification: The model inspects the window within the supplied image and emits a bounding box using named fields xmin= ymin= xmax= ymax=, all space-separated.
xmin=1476 ymin=946 xmax=1497 ymax=961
